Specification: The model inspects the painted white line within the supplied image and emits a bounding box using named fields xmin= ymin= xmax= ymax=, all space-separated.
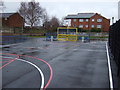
xmin=106 ymin=42 xmax=114 ymax=90
xmin=2 ymin=56 xmax=44 ymax=90
xmin=17 ymin=58 xmax=44 ymax=89
xmin=1 ymin=43 xmax=22 ymax=48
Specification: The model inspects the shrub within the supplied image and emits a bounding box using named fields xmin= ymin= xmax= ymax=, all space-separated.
xmin=91 ymin=28 xmax=101 ymax=32
xmin=77 ymin=28 xmax=88 ymax=32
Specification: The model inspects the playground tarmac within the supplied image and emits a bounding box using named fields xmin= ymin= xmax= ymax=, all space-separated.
xmin=1 ymin=38 xmax=110 ymax=89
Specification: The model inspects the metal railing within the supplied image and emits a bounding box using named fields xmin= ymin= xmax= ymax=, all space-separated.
xmin=109 ymin=20 xmax=120 ymax=77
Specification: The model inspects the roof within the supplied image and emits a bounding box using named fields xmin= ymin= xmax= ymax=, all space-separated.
xmin=0 ymin=13 xmax=15 ymax=18
xmin=65 ymin=13 xmax=96 ymax=19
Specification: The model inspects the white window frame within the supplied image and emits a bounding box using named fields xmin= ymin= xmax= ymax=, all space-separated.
xmin=79 ymin=25 xmax=83 ymax=28
xmin=92 ymin=19 xmax=95 ymax=22
xmin=74 ymin=19 xmax=76 ymax=22
xmin=5 ymin=18 xmax=7 ymax=20
xmin=97 ymin=25 xmax=102 ymax=28
xmin=63 ymin=19 xmax=71 ymax=26
xmin=79 ymin=19 xmax=84 ymax=22
xmin=85 ymin=25 xmax=88 ymax=28
xmin=97 ymin=19 xmax=102 ymax=22
xmin=86 ymin=19 xmax=89 ymax=22
xmin=91 ymin=25 xmax=95 ymax=28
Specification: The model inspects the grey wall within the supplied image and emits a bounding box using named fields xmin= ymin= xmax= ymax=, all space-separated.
xmin=118 ymin=1 xmax=120 ymax=20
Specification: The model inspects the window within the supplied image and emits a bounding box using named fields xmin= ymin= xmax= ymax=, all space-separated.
xmin=92 ymin=19 xmax=95 ymax=22
xmin=91 ymin=25 xmax=95 ymax=28
xmin=79 ymin=19 xmax=84 ymax=22
xmin=86 ymin=19 xmax=89 ymax=22
xmin=79 ymin=25 xmax=83 ymax=28
xmin=97 ymin=19 xmax=102 ymax=22
xmin=74 ymin=19 xmax=76 ymax=22
xmin=97 ymin=25 xmax=102 ymax=28
xmin=5 ymin=18 xmax=7 ymax=20
xmin=85 ymin=25 xmax=88 ymax=28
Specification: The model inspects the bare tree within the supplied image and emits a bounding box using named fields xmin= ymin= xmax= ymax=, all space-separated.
xmin=18 ymin=0 xmax=45 ymax=28
xmin=42 ymin=11 xmax=50 ymax=31
xmin=50 ymin=16 xmax=59 ymax=26
xmin=49 ymin=16 xmax=60 ymax=32
xmin=60 ymin=16 xmax=65 ymax=26
xmin=42 ymin=10 xmax=49 ymax=24
xmin=0 ymin=0 xmax=6 ymax=13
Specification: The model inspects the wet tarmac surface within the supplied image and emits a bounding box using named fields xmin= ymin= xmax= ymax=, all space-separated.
xmin=1 ymin=38 xmax=110 ymax=89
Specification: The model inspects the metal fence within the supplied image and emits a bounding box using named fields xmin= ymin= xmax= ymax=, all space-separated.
xmin=0 ymin=27 xmax=23 ymax=33
xmin=1 ymin=35 xmax=30 ymax=45
xmin=109 ymin=20 xmax=120 ymax=77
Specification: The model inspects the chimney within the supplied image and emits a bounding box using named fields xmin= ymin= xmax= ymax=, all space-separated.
xmin=118 ymin=1 xmax=120 ymax=20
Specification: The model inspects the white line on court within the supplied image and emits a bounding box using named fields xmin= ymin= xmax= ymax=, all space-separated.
xmin=2 ymin=56 xmax=44 ymax=90
xmin=106 ymin=42 xmax=114 ymax=90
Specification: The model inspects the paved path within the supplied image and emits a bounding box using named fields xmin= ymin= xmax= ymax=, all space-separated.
xmin=1 ymin=38 xmax=109 ymax=89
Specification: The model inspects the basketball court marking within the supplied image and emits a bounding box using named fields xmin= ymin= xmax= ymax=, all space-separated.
xmin=0 ymin=57 xmax=13 ymax=64
xmin=0 ymin=53 xmax=53 ymax=89
xmin=2 ymin=56 xmax=45 ymax=89
xmin=0 ymin=57 xmax=18 ymax=69
xmin=22 ymin=55 xmax=53 ymax=89
xmin=0 ymin=53 xmax=19 ymax=69
xmin=0 ymin=61 xmax=10 ymax=63
xmin=106 ymin=43 xmax=113 ymax=90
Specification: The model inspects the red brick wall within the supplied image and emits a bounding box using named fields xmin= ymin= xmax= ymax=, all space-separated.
xmin=90 ymin=13 xmax=110 ymax=31
xmin=2 ymin=18 xmax=9 ymax=27
xmin=103 ymin=18 xmax=110 ymax=32
xmin=9 ymin=13 xmax=24 ymax=28
xmin=70 ymin=13 xmax=110 ymax=31
xmin=2 ymin=13 xmax=24 ymax=28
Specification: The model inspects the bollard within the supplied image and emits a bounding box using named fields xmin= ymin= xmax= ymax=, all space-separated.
xmin=51 ymin=36 xmax=53 ymax=42
xmin=82 ymin=36 xmax=84 ymax=42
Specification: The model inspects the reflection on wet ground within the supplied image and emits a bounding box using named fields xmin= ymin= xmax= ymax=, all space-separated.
xmin=1 ymin=37 xmax=111 ymax=88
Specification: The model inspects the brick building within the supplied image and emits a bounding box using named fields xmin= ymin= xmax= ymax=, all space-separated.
xmin=64 ymin=13 xmax=110 ymax=32
xmin=1 ymin=13 xmax=24 ymax=28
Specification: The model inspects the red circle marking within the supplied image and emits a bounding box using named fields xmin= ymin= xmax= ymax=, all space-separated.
xmin=0 ymin=53 xmax=53 ymax=89
xmin=23 ymin=55 xmax=53 ymax=89
xmin=0 ymin=53 xmax=19 ymax=69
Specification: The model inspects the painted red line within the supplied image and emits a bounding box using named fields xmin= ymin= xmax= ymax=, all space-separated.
xmin=20 ymin=55 xmax=53 ymax=89
xmin=0 ymin=59 xmax=15 ymax=69
xmin=2 ymin=58 xmax=13 ymax=60
xmin=0 ymin=53 xmax=53 ymax=89
xmin=1 ymin=58 xmax=15 ymax=63
xmin=0 ymin=53 xmax=19 ymax=69
xmin=0 ymin=61 xmax=9 ymax=63
xmin=2 ymin=58 xmax=13 ymax=62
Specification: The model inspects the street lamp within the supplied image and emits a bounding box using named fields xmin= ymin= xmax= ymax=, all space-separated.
xmin=112 ymin=17 xmax=114 ymax=25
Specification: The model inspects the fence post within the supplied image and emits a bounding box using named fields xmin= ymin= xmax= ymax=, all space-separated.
xmin=51 ymin=36 xmax=53 ymax=42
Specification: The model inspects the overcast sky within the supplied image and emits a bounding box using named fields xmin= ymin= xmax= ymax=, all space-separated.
xmin=2 ymin=0 xmax=120 ymax=24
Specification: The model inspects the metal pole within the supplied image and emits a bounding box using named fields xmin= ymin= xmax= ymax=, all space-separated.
xmin=66 ymin=25 xmax=68 ymax=41
xmin=112 ymin=17 xmax=114 ymax=25
xmin=88 ymin=19 xmax=90 ymax=42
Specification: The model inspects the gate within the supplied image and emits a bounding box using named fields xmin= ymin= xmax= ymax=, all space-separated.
xmin=57 ymin=27 xmax=78 ymax=41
